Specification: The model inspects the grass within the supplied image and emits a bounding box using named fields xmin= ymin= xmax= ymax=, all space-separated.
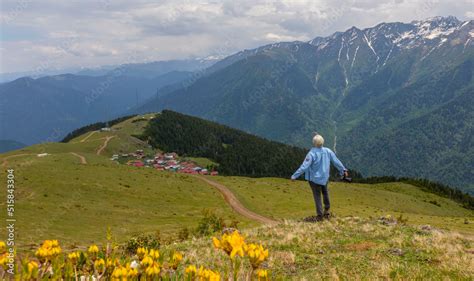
xmin=0 ymin=153 xmax=252 ymax=250
xmin=172 ymin=217 xmax=474 ymax=279
xmin=1 ymin=112 xmax=472 ymax=264
xmin=185 ymin=157 xmax=219 ymax=168
xmin=211 ymin=176 xmax=474 ymax=234
xmin=0 ymin=114 xmax=254 ymax=250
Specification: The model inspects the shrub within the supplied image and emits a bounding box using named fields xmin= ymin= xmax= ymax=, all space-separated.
xmin=124 ymin=232 xmax=161 ymax=255
xmin=196 ymin=210 xmax=225 ymax=236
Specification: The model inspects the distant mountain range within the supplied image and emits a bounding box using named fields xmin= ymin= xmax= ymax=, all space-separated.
xmin=0 ymin=57 xmax=222 ymax=83
xmin=0 ymin=58 xmax=220 ymax=145
xmin=0 ymin=139 xmax=26 ymax=153
xmin=1 ymin=16 xmax=472 ymax=192
xmin=136 ymin=16 xmax=474 ymax=192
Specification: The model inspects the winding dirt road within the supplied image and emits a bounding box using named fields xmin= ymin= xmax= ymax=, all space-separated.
xmin=70 ymin=152 xmax=87 ymax=164
xmin=96 ymin=136 xmax=115 ymax=155
xmin=80 ymin=131 xmax=97 ymax=143
xmin=1 ymin=153 xmax=35 ymax=168
xmin=194 ymin=175 xmax=278 ymax=225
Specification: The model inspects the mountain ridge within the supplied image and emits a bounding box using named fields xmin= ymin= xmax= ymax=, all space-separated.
xmin=135 ymin=16 xmax=474 ymax=192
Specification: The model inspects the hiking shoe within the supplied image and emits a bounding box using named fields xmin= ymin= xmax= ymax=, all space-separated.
xmin=323 ymin=212 xmax=331 ymax=220
xmin=302 ymin=215 xmax=324 ymax=223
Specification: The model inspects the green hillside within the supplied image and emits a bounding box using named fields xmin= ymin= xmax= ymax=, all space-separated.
xmin=0 ymin=113 xmax=472 ymax=256
xmin=173 ymin=217 xmax=473 ymax=279
xmin=212 ymin=177 xmax=473 ymax=234
xmin=142 ymin=110 xmax=307 ymax=177
xmin=0 ymin=114 xmax=255 ymax=250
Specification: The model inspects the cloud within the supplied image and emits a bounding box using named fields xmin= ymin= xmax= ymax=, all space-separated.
xmin=0 ymin=0 xmax=472 ymax=73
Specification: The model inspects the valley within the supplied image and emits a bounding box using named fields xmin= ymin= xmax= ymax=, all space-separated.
xmin=0 ymin=114 xmax=472 ymax=252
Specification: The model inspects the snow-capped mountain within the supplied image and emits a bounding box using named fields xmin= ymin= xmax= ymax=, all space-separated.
xmin=307 ymin=16 xmax=472 ymax=74
xmin=137 ymin=16 xmax=473 ymax=192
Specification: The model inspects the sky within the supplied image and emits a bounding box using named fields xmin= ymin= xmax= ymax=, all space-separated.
xmin=0 ymin=0 xmax=473 ymax=74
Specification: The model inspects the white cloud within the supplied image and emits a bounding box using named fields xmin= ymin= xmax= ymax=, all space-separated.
xmin=0 ymin=0 xmax=472 ymax=73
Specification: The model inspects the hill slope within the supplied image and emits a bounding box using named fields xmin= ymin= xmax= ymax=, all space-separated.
xmin=175 ymin=217 xmax=473 ymax=279
xmin=142 ymin=110 xmax=307 ymax=177
xmin=0 ymin=113 xmax=472 ymax=253
xmin=136 ymin=17 xmax=474 ymax=193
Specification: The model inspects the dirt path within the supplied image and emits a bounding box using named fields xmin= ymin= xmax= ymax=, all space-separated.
xmin=1 ymin=153 xmax=36 ymax=168
xmin=194 ymin=175 xmax=278 ymax=225
xmin=96 ymin=136 xmax=115 ymax=155
xmin=80 ymin=131 xmax=97 ymax=143
xmin=70 ymin=152 xmax=87 ymax=164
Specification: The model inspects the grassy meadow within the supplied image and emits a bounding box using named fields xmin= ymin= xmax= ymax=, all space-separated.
xmin=173 ymin=217 xmax=474 ymax=280
xmin=212 ymin=176 xmax=474 ymax=234
xmin=0 ymin=114 xmax=473 ymax=279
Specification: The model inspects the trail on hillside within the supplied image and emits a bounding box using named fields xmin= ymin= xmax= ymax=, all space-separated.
xmin=194 ymin=175 xmax=278 ymax=225
xmin=70 ymin=152 xmax=87 ymax=164
xmin=96 ymin=136 xmax=115 ymax=155
xmin=80 ymin=131 xmax=97 ymax=143
xmin=1 ymin=153 xmax=35 ymax=168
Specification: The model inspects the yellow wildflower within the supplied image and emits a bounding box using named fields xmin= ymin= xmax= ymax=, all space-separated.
xmin=0 ymin=241 xmax=6 ymax=254
xmin=0 ymin=254 xmax=7 ymax=269
xmin=145 ymin=261 xmax=161 ymax=276
xmin=212 ymin=231 xmax=246 ymax=259
xmin=127 ymin=266 xmax=138 ymax=278
xmin=185 ymin=264 xmax=197 ymax=277
xmin=141 ymin=255 xmax=153 ymax=267
xmin=88 ymin=244 xmax=99 ymax=254
xmin=244 ymin=243 xmax=269 ymax=269
xmin=35 ymin=240 xmax=62 ymax=261
xmin=197 ymin=266 xmax=220 ymax=281
xmin=256 ymin=269 xmax=268 ymax=281
xmin=94 ymin=258 xmax=106 ymax=274
xmin=26 ymin=261 xmax=39 ymax=279
xmin=111 ymin=266 xmax=127 ymax=280
xmin=149 ymin=249 xmax=160 ymax=260
xmin=87 ymin=244 xmax=99 ymax=262
xmin=106 ymin=258 xmax=113 ymax=268
xmin=171 ymin=252 xmax=183 ymax=269
xmin=68 ymin=251 xmax=80 ymax=264
xmin=136 ymin=247 xmax=148 ymax=260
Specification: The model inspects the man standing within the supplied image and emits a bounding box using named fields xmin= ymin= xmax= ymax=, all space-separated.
xmin=291 ymin=134 xmax=348 ymax=221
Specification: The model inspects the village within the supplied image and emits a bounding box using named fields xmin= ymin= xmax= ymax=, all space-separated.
xmin=110 ymin=150 xmax=219 ymax=176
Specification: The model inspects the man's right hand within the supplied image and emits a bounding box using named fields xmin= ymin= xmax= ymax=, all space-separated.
xmin=344 ymin=170 xmax=349 ymax=178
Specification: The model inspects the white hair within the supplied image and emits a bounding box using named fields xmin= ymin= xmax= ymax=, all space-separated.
xmin=312 ymin=134 xmax=324 ymax=147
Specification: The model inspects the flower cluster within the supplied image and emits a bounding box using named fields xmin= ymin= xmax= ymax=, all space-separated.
xmin=111 ymin=264 xmax=138 ymax=280
xmin=185 ymin=265 xmax=220 ymax=281
xmin=244 ymin=243 xmax=269 ymax=269
xmin=212 ymin=230 xmax=246 ymax=259
xmin=135 ymin=247 xmax=162 ymax=277
xmin=0 ymin=229 xmax=270 ymax=280
xmin=212 ymin=230 xmax=269 ymax=280
xmin=35 ymin=239 xmax=62 ymax=262
xmin=0 ymin=241 xmax=7 ymax=270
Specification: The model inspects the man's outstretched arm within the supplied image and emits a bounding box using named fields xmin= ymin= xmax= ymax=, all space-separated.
xmin=291 ymin=152 xmax=313 ymax=180
xmin=329 ymin=150 xmax=348 ymax=176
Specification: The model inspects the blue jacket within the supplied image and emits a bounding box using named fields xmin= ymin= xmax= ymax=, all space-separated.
xmin=291 ymin=147 xmax=347 ymax=185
